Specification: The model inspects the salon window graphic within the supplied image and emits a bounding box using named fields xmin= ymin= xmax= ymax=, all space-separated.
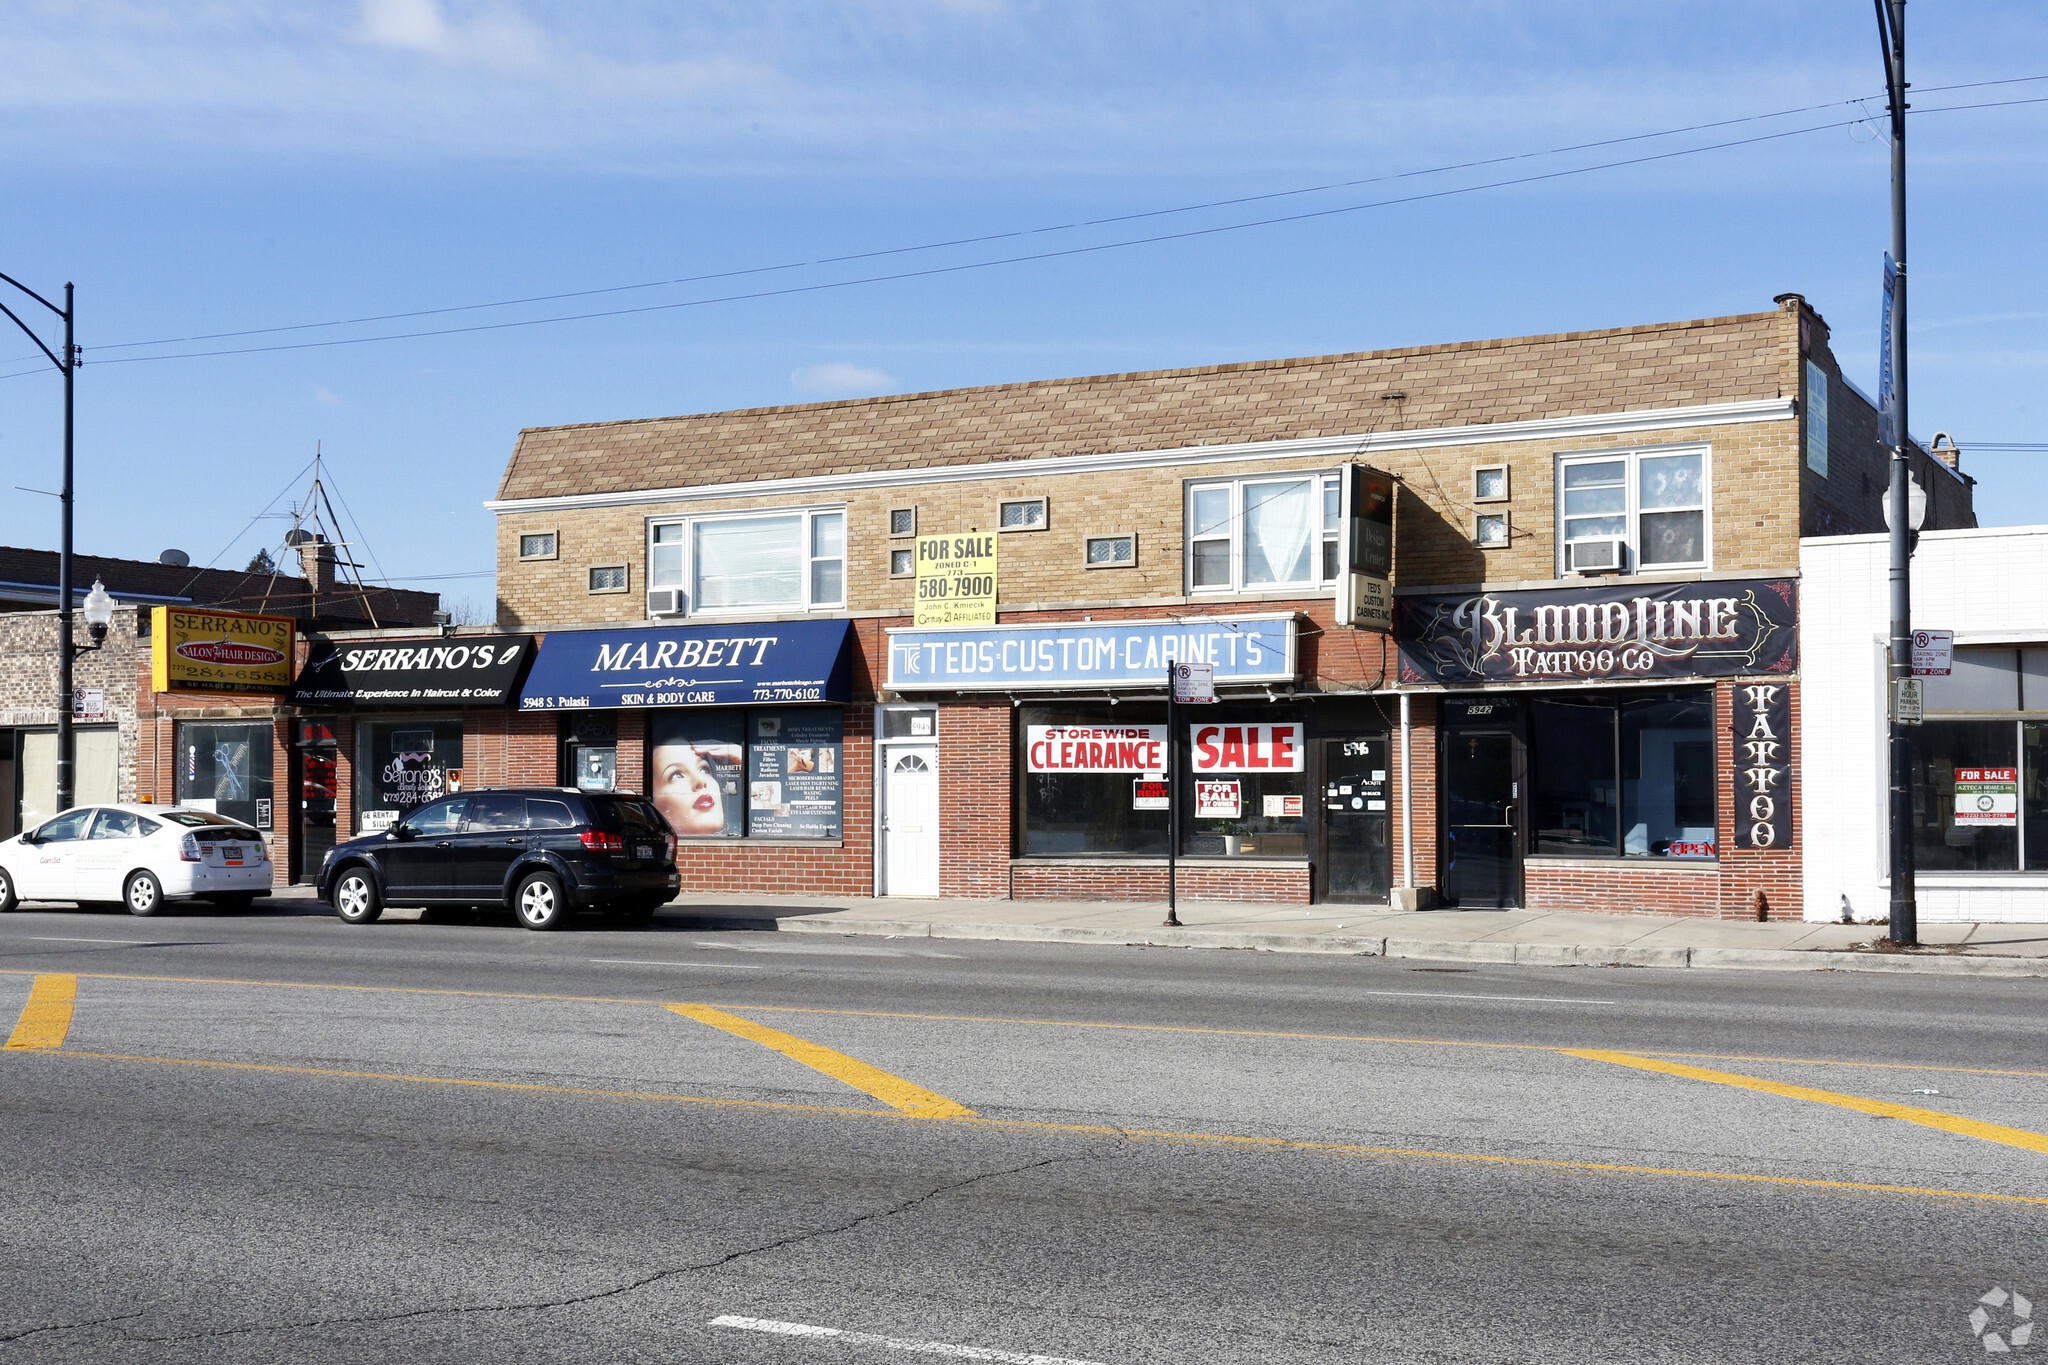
xmin=649 ymin=710 xmax=843 ymax=840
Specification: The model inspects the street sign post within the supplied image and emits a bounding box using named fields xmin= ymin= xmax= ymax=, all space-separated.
xmin=1171 ymin=661 xmax=1216 ymax=704
xmin=1895 ymin=677 xmax=1924 ymax=726
xmin=1910 ymin=629 xmax=1954 ymax=677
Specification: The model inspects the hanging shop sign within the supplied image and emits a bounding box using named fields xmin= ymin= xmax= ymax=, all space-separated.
xmin=287 ymin=634 xmax=535 ymax=706
xmin=1397 ymin=579 xmax=1797 ymax=686
xmin=1954 ymin=768 xmax=2018 ymax=827
xmin=1189 ymin=723 xmax=1304 ymax=773
xmin=518 ymin=620 xmax=852 ymax=710
xmin=1334 ymin=463 xmax=1396 ymax=632
xmin=1026 ymin=724 xmax=1166 ymax=773
xmin=914 ymin=532 xmax=998 ymax=627
xmin=888 ymin=614 xmax=1296 ymax=692
xmin=151 ymin=607 xmax=296 ymax=696
xmin=1732 ymin=681 xmax=1792 ymax=849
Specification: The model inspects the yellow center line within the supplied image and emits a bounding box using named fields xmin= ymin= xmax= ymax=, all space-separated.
xmin=667 ymin=1002 xmax=975 ymax=1119
xmin=8 ymin=1046 xmax=2044 ymax=1210
xmin=2 ymin=966 xmax=2043 ymax=1081
xmin=1564 ymin=1050 xmax=2048 ymax=1158
xmin=4 ymin=974 xmax=77 ymax=1050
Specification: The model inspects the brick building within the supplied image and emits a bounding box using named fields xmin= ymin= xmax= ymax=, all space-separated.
xmin=474 ymin=295 xmax=1970 ymax=917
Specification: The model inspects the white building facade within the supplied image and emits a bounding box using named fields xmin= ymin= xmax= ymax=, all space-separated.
xmin=1802 ymin=525 xmax=2048 ymax=923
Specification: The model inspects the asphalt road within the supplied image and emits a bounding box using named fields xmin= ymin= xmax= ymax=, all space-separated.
xmin=1 ymin=899 xmax=2045 ymax=1364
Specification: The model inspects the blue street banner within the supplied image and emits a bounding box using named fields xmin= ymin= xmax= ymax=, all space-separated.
xmin=1878 ymin=252 xmax=1900 ymax=450
xmin=886 ymin=614 xmax=1297 ymax=691
xmin=519 ymin=619 xmax=852 ymax=710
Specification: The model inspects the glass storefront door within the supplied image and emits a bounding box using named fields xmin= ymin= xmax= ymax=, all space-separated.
xmin=1318 ymin=737 xmax=1391 ymax=902
xmin=292 ymin=719 xmax=339 ymax=884
xmin=1441 ymin=710 xmax=1525 ymax=908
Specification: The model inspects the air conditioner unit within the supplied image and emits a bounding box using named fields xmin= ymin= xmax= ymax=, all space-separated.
xmin=1564 ymin=537 xmax=1626 ymax=574
xmin=646 ymin=588 xmax=684 ymax=616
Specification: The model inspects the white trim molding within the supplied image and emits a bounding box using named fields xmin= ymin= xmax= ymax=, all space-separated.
xmin=485 ymin=397 xmax=1796 ymax=515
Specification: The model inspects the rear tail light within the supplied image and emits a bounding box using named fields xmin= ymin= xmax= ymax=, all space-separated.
xmin=179 ymin=834 xmax=202 ymax=862
xmin=665 ymin=831 xmax=676 ymax=860
xmin=579 ymin=830 xmax=624 ymax=851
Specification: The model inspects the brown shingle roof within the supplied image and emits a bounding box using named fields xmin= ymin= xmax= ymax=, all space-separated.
xmin=497 ymin=310 xmax=1789 ymax=502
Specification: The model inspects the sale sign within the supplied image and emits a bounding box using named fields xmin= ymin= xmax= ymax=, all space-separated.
xmin=1195 ymin=780 xmax=1242 ymax=819
xmin=1954 ymin=768 xmax=2018 ymax=826
xmin=1026 ymin=724 xmax=1165 ymax=773
xmin=1189 ymin=723 xmax=1303 ymax=773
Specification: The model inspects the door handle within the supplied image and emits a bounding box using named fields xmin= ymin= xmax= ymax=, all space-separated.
xmin=434 ymin=840 xmax=453 ymax=847
xmin=502 ymin=837 xmax=523 ymax=844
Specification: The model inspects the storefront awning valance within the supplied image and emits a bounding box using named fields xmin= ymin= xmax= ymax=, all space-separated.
xmin=287 ymin=634 xmax=536 ymax=707
xmin=886 ymin=613 xmax=1297 ymax=692
xmin=518 ymin=619 xmax=853 ymax=711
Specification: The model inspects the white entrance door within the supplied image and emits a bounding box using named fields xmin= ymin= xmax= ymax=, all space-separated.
xmin=882 ymin=746 xmax=940 ymax=897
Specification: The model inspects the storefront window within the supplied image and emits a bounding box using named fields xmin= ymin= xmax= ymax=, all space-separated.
xmin=1016 ymin=703 xmax=1169 ymax=856
xmin=647 ymin=708 xmax=842 ymax=840
xmin=1910 ymin=720 xmax=2020 ymax=872
xmin=2027 ymin=723 xmax=2048 ymax=872
xmin=1182 ymin=714 xmax=1308 ymax=857
xmin=1529 ymin=689 xmax=1714 ymax=859
xmin=175 ymin=722 xmax=272 ymax=831
xmin=355 ymin=718 xmax=463 ymax=834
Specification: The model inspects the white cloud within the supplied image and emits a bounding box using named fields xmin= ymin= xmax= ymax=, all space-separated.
xmin=361 ymin=0 xmax=448 ymax=51
xmin=790 ymin=362 xmax=896 ymax=397
xmin=314 ymin=386 xmax=343 ymax=405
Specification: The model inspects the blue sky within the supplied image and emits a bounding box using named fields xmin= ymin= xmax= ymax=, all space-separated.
xmin=2 ymin=1 xmax=2044 ymax=617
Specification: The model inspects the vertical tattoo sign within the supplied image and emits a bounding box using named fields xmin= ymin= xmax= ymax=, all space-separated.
xmin=1733 ymin=683 xmax=1792 ymax=849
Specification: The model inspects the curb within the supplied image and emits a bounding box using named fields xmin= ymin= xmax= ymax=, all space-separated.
xmin=717 ymin=913 xmax=2048 ymax=977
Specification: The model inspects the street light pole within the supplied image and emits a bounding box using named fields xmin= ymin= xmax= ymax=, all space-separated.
xmin=1875 ymin=0 xmax=1917 ymax=946
xmin=0 ymin=273 xmax=80 ymax=811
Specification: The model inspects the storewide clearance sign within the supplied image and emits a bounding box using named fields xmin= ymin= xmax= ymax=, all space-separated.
xmin=914 ymin=533 xmax=997 ymax=627
xmin=151 ymin=607 xmax=296 ymax=695
xmin=1027 ymin=724 xmax=1164 ymax=773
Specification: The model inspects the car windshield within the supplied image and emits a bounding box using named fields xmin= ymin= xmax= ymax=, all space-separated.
xmin=161 ymin=810 xmax=246 ymax=828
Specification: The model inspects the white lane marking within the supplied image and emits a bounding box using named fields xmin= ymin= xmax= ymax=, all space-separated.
xmin=710 ymin=1315 xmax=1108 ymax=1364
xmin=588 ymin=958 xmax=765 ymax=970
xmin=1365 ymin=990 xmax=1617 ymax=1006
xmin=693 ymin=942 xmax=963 ymax=959
xmin=24 ymin=936 xmax=151 ymax=945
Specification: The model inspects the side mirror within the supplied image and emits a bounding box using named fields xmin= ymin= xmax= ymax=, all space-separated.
xmin=389 ymin=825 xmax=415 ymax=841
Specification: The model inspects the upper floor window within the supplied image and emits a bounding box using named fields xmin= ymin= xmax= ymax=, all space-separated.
xmin=518 ymin=531 xmax=557 ymax=561
xmin=1557 ymin=448 xmax=1708 ymax=573
xmin=647 ymin=507 xmax=845 ymax=616
xmin=1187 ymin=475 xmax=1340 ymax=594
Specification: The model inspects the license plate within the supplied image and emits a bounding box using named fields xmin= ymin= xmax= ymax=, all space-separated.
xmin=634 ymin=845 xmax=655 ymax=860
xmin=223 ymin=847 xmax=243 ymax=865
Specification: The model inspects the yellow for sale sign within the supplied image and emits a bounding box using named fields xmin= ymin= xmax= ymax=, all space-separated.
xmin=914 ymin=533 xmax=998 ymax=627
xmin=151 ymin=607 xmax=296 ymax=695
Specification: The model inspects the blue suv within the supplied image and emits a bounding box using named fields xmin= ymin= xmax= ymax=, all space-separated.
xmin=319 ymin=788 xmax=679 ymax=930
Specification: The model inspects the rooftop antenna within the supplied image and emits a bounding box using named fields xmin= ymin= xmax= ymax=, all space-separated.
xmin=264 ymin=442 xmax=383 ymax=628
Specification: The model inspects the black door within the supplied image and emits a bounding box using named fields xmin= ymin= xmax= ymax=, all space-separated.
xmin=381 ymin=796 xmax=468 ymax=900
xmin=1441 ymin=729 xmax=1523 ymax=908
xmin=290 ymin=720 xmax=339 ymax=885
xmin=1318 ymin=737 xmax=1391 ymax=902
xmin=448 ymin=791 xmax=531 ymax=901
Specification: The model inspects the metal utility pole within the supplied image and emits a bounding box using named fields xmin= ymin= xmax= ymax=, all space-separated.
xmin=0 ymin=275 xmax=80 ymax=811
xmin=1875 ymin=0 xmax=1917 ymax=945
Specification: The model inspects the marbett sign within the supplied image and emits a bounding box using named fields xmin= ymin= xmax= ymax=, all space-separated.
xmin=519 ymin=619 xmax=852 ymax=710
xmin=1397 ymin=578 xmax=1797 ymax=686
xmin=288 ymin=635 xmax=535 ymax=707
xmin=151 ymin=607 xmax=296 ymax=696
xmin=888 ymin=614 xmax=1296 ymax=692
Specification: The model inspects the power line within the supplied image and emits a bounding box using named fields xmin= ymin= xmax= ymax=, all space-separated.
xmin=66 ymin=97 xmax=2048 ymax=369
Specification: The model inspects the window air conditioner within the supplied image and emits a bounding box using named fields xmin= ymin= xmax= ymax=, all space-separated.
xmin=646 ymin=588 xmax=684 ymax=616
xmin=1564 ymin=537 xmax=1626 ymax=574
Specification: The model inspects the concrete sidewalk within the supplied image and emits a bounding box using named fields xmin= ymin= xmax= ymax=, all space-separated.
xmin=651 ymin=892 xmax=2048 ymax=977
xmin=262 ymin=885 xmax=2048 ymax=976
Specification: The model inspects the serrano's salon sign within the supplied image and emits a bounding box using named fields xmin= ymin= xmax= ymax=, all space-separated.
xmin=1397 ymin=578 xmax=1797 ymax=686
xmin=151 ymin=607 xmax=296 ymax=696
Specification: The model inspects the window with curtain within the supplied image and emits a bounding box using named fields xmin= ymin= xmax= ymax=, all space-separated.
xmin=1185 ymin=475 xmax=1339 ymax=594
xmin=645 ymin=507 xmax=846 ymax=615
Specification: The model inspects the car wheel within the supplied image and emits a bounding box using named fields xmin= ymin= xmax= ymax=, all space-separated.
xmin=332 ymin=869 xmax=383 ymax=925
xmin=124 ymin=870 xmax=166 ymax=917
xmin=514 ymin=872 xmax=568 ymax=931
xmin=210 ymin=893 xmax=258 ymax=913
xmin=0 ymin=866 xmax=16 ymax=914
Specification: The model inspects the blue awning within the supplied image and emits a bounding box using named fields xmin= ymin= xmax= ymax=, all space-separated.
xmin=517 ymin=619 xmax=853 ymax=712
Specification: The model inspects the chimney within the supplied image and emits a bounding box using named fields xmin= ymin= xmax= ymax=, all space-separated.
xmin=295 ymin=533 xmax=335 ymax=607
xmin=1930 ymin=432 xmax=1962 ymax=472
